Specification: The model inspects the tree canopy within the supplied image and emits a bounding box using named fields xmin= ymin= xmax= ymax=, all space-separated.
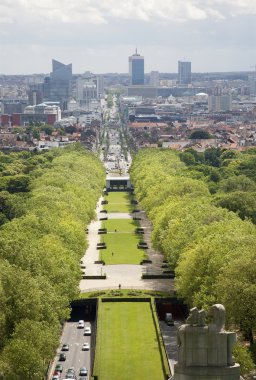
xmin=131 ymin=147 xmax=256 ymax=354
xmin=0 ymin=144 xmax=105 ymax=377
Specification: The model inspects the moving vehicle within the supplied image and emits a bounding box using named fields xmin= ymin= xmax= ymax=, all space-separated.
xmin=59 ymin=352 xmax=66 ymax=361
xmin=79 ymin=367 xmax=88 ymax=376
xmin=82 ymin=342 xmax=90 ymax=350
xmin=84 ymin=326 xmax=91 ymax=335
xmin=165 ymin=313 xmax=174 ymax=326
xmin=78 ymin=320 xmax=85 ymax=328
xmin=61 ymin=343 xmax=69 ymax=351
xmin=65 ymin=367 xmax=76 ymax=379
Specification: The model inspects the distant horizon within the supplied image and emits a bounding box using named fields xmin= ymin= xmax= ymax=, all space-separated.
xmin=0 ymin=69 xmax=253 ymax=77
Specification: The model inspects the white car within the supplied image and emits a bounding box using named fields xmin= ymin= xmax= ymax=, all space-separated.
xmin=77 ymin=320 xmax=85 ymax=329
xmin=84 ymin=326 xmax=91 ymax=335
xmin=82 ymin=342 xmax=90 ymax=351
xmin=79 ymin=367 xmax=88 ymax=376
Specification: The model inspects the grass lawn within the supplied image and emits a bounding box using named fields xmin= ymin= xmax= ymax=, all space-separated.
xmin=104 ymin=202 xmax=134 ymax=213
xmin=100 ymin=232 xmax=145 ymax=264
xmin=104 ymin=192 xmax=134 ymax=213
xmin=101 ymin=219 xmax=139 ymax=233
xmin=93 ymin=302 xmax=167 ymax=380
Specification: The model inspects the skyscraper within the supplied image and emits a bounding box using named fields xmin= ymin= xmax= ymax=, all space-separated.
xmin=129 ymin=49 xmax=144 ymax=85
xmin=43 ymin=59 xmax=72 ymax=109
xmin=178 ymin=60 xmax=191 ymax=84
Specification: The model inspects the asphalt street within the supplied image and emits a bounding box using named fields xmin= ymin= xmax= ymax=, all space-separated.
xmin=51 ymin=320 xmax=93 ymax=380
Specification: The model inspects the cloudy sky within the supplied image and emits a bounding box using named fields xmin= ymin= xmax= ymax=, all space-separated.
xmin=0 ymin=0 xmax=256 ymax=74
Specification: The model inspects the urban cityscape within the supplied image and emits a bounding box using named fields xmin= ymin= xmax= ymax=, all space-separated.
xmin=0 ymin=1 xmax=256 ymax=380
xmin=1 ymin=52 xmax=256 ymax=152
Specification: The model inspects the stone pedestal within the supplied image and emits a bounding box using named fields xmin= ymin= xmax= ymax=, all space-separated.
xmin=174 ymin=363 xmax=240 ymax=380
xmin=173 ymin=304 xmax=240 ymax=380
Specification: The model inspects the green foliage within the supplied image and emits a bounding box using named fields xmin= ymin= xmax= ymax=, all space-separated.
xmin=0 ymin=145 xmax=105 ymax=377
xmin=204 ymin=147 xmax=222 ymax=167
xmin=218 ymin=175 xmax=256 ymax=193
xmin=131 ymin=147 xmax=256 ymax=358
xmin=6 ymin=175 xmax=30 ymax=193
xmin=215 ymin=247 xmax=256 ymax=343
xmin=176 ymin=218 xmax=256 ymax=308
xmin=233 ymin=343 xmax=255 ymax=376
xmin=236 ymin=155 xmax=256 ymax=180
xmin=214 ymin=191 xmax=256 ymax=223
xmin=180 ymin=151 xmax=196 ymax=165
xmin=2 ymin=319 xmax=59 ymax=379
xmin=189 ymin=130 xmax=212 ymax=139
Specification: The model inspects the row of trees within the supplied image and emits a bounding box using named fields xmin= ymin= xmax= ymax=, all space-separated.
xmin=0 ymin=144 xmax=105 ymax=378
xmin=130 ymin=148 xmax=256 ymax=373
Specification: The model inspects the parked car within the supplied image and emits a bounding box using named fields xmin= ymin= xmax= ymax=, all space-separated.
xmin=84 ymin=326 xmax=91 ymax=336
xmin=79 ymin=367 xmax=88 ymax=376
xmin=61 ymin=343 xmax=69 ymax=351
xmin=55 ymin=364 xmax=63 ymax=372
xmin=77 ymin=320 xmax=85 ymax=328
xmin=82 ymin=342 xmax=90 ymax=351
xmin=59 ymin=353 xmax=66 ymax=361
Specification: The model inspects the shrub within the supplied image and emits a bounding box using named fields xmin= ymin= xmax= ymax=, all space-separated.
xmin=233 ymin=343 xmax=255 ymax=376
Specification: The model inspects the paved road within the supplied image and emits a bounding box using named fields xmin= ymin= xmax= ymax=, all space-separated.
xmin=159 ymin=320 xmax=182 ymax=376
xmin=50 ymin=321 xmax=93 ymax=379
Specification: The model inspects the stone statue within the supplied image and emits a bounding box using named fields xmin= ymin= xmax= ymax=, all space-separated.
xmin=186 ymin=307 xmax=206 ymax=327
xmin=208 ymin=303 xmax=225 ymax=332
xmin=174 ymin=304 xmax=240 ymax=380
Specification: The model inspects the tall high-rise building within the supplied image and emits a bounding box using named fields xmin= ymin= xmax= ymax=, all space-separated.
xmin=178 ymin=60 xmax=191 ymax=84
xmin=43 ymin=59 xmax=72 ymax=109
xmin=129 ymin=49 xmax=144 ymax=85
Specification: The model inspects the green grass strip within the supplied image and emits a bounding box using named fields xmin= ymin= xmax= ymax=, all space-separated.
xmin=100 ymin=233 xmax=145 ymax=264
xmin=103 ymin=192 xmax=135 ymax=213
xmin=103 ymin=202 xmax=134 ymax=213
xmin=101 ymin=219 xmax=139 ymax=233
xmin=93 ymin=302 xmax=167 ymax=380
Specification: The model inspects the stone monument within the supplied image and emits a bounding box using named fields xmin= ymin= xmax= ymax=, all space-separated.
xmin=174 ymin=304 xmax=240 ymax=380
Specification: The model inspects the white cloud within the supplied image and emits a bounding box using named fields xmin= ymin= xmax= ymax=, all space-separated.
xmin=1 ymin=0 xmax=256 ymax=26
xmin=0 ymin=0 xmax=255 ymax=74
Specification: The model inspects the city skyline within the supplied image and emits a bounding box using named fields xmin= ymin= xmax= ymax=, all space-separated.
xmin=0 ymin=0 xmax=256 ymax=75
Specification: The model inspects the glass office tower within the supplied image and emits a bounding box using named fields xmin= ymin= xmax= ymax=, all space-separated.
xmin=129 ymin=50 xmax=144 ymax=85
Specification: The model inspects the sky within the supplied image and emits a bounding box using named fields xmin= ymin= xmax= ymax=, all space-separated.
xmin=0 ymin=0 xmax=256 ymax=75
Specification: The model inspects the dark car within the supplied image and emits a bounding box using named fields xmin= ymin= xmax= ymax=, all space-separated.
xmin=61 ymin=343 xmax=69 ymax=351
xmin=55 ymin=364 xmax=63 ymax=372
xmin=59 ymin=353 xmax=66 ymax=361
